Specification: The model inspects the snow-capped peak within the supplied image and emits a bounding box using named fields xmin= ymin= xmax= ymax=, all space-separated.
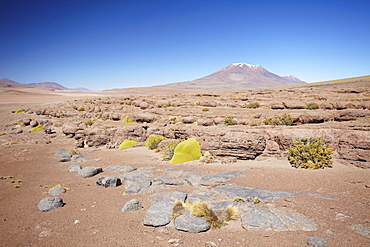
xmin=232 ymin=63 xmax=260 ymax=68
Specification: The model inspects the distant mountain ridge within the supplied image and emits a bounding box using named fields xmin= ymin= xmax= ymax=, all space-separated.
xmin=0 ymin=78 xmax=90 ymax=91
xmin=161 ymin=63 xmax=306 ymax=90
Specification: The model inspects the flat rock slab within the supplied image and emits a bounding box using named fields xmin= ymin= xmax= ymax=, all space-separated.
xmin=350 ymin=224 xmax=370 ymax=238
xmin=153 ymin=176 xmax=184 ymax=186
xmin=149 ymin=190 xmax=187 ymax=202
xmin=214 ymin=184 xmax=295 ymax=200
xmin=307 ymin=236 xmax=328 ymax=247
xmin=77 ymin=167 xmax=103 ymax=178
xmin=240 ymin=205 xmax=317 ymax=231
xmin=119 ymin=172 xmax=152 ymax=187
xmin=308 ymin=192 xmax=341 ymax=200
xmin=199 ymin=171 xmax=242 ymax=186
xmin=174 ymin=212 xmax=210 ymax=233
xmin=143 ymin=199 xmax=175 ymax=227
xmin=180 ymin=172 xmax=204 ymax=187
xmin=37 ymin=197 xmax=65 ymax=212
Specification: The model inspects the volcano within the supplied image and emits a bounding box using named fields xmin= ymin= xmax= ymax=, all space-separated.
xmin=161 ymin=63 xmax=306 ymax=90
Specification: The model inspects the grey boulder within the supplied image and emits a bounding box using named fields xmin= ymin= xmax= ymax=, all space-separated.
xmin=37 ymin=197 xmax=65 ymax=212
xmin=77 ymin=167 xmax=103 ymax=178
xmin=122 ymin=199 xmax=142 ymax=212
xmin=96 ymin=176 xmax=121 ymax=187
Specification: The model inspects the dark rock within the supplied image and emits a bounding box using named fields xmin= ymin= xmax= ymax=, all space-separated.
xmin=37 ymin=197 xmax=65 ymax=212
xmin=59 ymin=154 xmax=72 ymax=162
xmin=96 ymin=176 xmax=121 ymax=187
xmin=174 ymin=212 xmax=210 ymax=233
xmin=122 ymin=199 xmax=142 ymax=212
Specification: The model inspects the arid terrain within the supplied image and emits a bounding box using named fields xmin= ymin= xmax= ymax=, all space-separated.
xmin=0 ymin=81 xmax=369 ymax=246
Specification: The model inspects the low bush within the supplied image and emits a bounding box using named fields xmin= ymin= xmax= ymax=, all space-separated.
xmin=31 ymin=125 xmax=43 ymax=132
xmin=223 ymin=116 xmax=236 ymax=126
xmin=202 ymin=108 xmax=210 ymax=112
xmin=122 ymin=116 xmax=134 ymax=123
xmin=15 ymin=109 xmax=24 ymax=114
xmin=288 ymin=137 xmax=333 ymax=169
xmin=146 ymin=135 xmax=165 ymax=150
xmin=306 ymin=102 xmax=319 ymax=110
xmin=263 ymin=113 xmax=293 ymax=126
xmin=170 ymin=137 xmax=202 ymax=164
xmin=246 ymin=102 xmax=260 ymax=108
xmin=118 ymin=139 xmax=137 ymax=149
xmin=85 ymin=120 xmax=94 ymax=126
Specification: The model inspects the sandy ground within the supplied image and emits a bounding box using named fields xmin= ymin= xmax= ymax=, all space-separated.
xmin=0 ymin=88 xmax=369 ymax=247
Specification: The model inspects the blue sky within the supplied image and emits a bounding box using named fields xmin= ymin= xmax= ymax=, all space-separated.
xmin=1 ymin=0 xmax=369 ymax=90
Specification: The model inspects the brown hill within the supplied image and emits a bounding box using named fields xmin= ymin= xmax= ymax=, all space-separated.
xmin=160 ymin=63 xmax=305 ymax=90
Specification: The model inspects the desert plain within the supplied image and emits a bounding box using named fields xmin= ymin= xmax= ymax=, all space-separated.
xmin=0 ymin=81 xmax=369 ymax=247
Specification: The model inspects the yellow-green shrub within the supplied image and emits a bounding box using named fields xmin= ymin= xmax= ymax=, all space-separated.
xmin=288 ymin=137 xmax=333 ymax=169
xmin=223 ymin=116 xmax=236 ymax=126
xmin=306 ymin=102 xmax=319 ymax=110
xmin=31 ymin=125 xmax=43 ymax=132
xmin=122 ymin=116 xmax=134 ymax=123
xmin=246 ymin=102 xmax=260 ymax=108
xmin=263 ymin=113 xmax=293 ymax=126
xmin=146 ymin=135 xmax=165 ymax=150
xmin=15 ymin=109 xmax=24 ymax=114
xmin=169 ymin=137 xmax=202 ymax=164
xmin=118 ymin=139 xmax=137 ymax=149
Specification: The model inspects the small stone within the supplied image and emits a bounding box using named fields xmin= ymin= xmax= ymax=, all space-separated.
xmin=122 ymin=199 xmax=142 ymax=212
xmin=37 ymin=197 xmax=65 ymax=212
xmin=307 ymin=236 xmax=327 ymax=247
xmin=205 ymin=242 xmax=217 ymax=247
xmin=335 ymin=213 xmax=351 ymax=219
xmin=168 ymin=239 xmax=183 ymax=245
xmin=60 ymin=154 xmax=72 ymax=162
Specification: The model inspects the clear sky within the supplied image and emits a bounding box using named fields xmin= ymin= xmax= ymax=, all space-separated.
xmin=1 ymin=0 xmax=369 ymax=90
